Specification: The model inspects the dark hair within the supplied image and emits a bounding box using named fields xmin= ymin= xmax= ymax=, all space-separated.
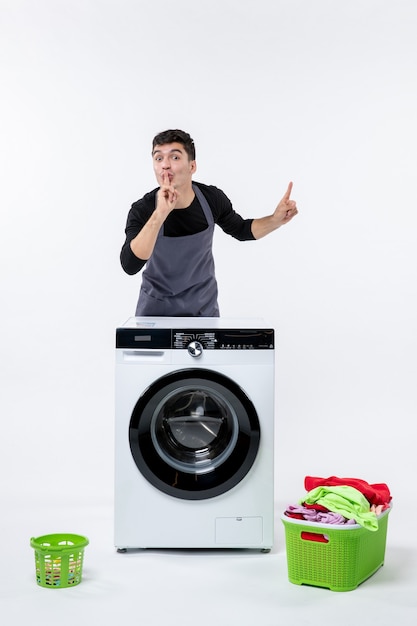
xmin=152 ymin=129 xmax=196 ymax=161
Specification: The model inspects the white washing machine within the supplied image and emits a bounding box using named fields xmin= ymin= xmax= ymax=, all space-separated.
xmin=114 ymin=317 xmax=275 ymax=551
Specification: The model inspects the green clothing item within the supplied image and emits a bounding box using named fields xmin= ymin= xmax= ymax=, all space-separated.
xmin=301 ymin=485 xmax=378 ymax=531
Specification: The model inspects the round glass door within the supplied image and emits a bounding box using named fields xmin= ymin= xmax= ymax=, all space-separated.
xmin=129 ymin=369 xmax=260 ymax=500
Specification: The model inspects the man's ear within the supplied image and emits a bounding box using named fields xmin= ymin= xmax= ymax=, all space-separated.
xmin=190 ymin=160 xmax=197 ymax=174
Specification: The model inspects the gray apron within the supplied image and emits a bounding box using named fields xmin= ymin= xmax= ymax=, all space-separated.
xmin=135 ymin=184 xmax=220 ymax=317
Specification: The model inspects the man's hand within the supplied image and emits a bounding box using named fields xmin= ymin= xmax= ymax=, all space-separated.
xmin=251 ymin=181 xmax=298 ymax=239
xmin=156 ymin=172 xmax=178 ymax=215
xmin=273 ymin=182 xmax=298 ymax=225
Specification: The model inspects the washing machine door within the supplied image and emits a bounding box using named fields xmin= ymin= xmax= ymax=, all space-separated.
xmin=129 ymin=369 xmax=260 ymax=500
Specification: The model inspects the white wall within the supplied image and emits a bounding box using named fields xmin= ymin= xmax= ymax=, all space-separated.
xmin=1 ymin=0 xmax=416 ymax=509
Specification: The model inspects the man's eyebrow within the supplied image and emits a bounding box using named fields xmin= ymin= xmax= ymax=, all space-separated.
xmin=152 ymin=148 xmax=184 ymax=155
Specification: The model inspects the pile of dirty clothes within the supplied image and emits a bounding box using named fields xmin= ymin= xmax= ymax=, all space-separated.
xmin=284 ymin=476 xmax=392 ymax=531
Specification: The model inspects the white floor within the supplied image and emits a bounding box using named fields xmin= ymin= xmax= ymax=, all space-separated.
xmin=3 ymin=490 xmax=416 ymax=626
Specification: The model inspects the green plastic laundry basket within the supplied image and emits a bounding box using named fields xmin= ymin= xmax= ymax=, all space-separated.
xmin=30 ymin=533 xmax=89 ymax=588
xmin=281 ymin=507 xmax=391 ymax=592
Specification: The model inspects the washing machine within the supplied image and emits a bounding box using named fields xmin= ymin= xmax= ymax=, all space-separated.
xmin=114 ymin=317 xmax=275 ymax=551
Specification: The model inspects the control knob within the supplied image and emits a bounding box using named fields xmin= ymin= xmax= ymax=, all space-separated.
xmin=187 ymin=340 xmax=203 ymax=358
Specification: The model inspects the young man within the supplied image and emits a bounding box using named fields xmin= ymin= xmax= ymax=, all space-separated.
xmin=120 ymin=129 xmax=298 ymax=317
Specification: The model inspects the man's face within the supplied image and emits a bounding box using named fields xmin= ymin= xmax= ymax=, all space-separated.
xmin=152 ymin=142 xmax=196 ymax=189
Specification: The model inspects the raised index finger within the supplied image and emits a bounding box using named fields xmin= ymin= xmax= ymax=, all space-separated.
xmin=283 ymin=181 xmax=293 ymax=201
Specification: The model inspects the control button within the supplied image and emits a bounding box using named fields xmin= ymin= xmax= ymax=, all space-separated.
xmin=187 ymin=340 xmax=203 ymax=358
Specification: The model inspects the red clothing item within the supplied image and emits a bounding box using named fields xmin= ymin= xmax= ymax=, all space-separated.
xmin=304 ymin=476 xmax=391 ymax=506
xmin=302 ymin=502 xmax=329 ymax=513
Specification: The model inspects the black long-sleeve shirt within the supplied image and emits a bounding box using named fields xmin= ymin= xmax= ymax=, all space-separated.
xmin=120 ymin=181 xmax=255 ymax=275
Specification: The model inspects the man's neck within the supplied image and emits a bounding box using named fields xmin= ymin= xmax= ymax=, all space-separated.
xmin=175 ymin=183 xmax=195 ymax=209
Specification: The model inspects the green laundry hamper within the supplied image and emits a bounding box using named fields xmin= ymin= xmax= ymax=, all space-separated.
xmin=30 ymin=533 xmax=89 ymax=588
xmin=281 ymin=507 xmax=391 ymax=591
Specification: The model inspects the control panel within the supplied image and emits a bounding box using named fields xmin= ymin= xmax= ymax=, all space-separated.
xmin=116 ymin=328 xmax=274 ymax=350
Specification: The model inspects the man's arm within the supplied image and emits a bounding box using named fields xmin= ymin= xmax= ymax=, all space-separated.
xmin=129 ymin=173 xmax=178 ymax=260
xmin=251 ymin=182 xmax=298 ymax=240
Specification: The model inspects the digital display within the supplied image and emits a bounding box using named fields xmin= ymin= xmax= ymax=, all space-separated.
xmin=134 ymin=335 xmax=152 ymax=342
